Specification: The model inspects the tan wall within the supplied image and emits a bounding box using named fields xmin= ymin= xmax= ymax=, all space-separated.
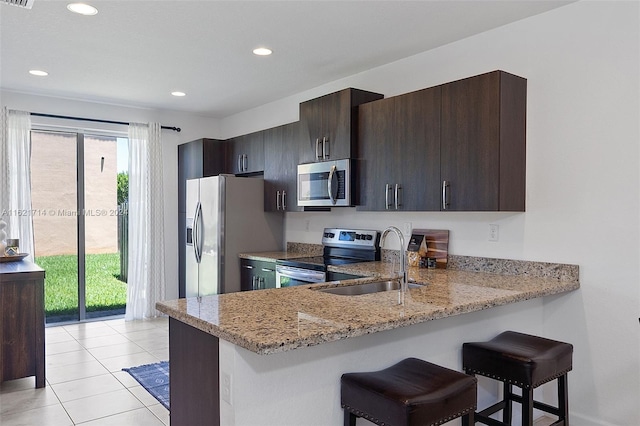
xmin=30 ymin=132 xmax=119 ymax=256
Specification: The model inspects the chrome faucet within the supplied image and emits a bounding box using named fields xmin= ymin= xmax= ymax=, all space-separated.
xmin=381 ymin=226 xmax=408 ymax=302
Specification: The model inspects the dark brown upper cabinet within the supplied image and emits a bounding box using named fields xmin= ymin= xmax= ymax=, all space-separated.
xmin=357 ymin=86 xmax=441 ymax=211
xmin=441 ymin=70 xmax=526 ymax=211
xmin=299 ymin=88 xmax=383 ymax=164
xmin=228 ymin=130 xmax=264 ymax=175
xmin=264 ymin=122 xmax=300 ymax=212
xmin=357 ymin=70 xmax=526 ymax=212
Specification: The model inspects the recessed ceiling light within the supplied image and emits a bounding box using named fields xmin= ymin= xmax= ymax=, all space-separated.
xmin=67 ymin=3 xmax=98 ymax=15
xmin=171 ymin=91 xmax=186 ymax=97
xmin=253 ymin=47 xmax=272 ymax=56
xmin=29 ymin=70 xmax=48 ymax=77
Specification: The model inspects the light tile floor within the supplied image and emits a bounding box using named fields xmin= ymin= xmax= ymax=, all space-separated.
xmin=0 ymin=317 xmax=170 ymax=426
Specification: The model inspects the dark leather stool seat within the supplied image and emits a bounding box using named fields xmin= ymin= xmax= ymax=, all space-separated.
xmin=341 ymin=358 xmax=477 ymax=426
xmin=463 ymin=331 xmax=573 ymax=426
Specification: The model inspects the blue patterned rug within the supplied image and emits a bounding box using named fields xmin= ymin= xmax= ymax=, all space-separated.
xmin=123 ymin=361 xmax=169 ymax=410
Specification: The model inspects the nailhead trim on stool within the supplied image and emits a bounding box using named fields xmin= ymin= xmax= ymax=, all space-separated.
xmin=341 ymin=358 xmax=477 ymax=426
xmin=463 ymin=331 xmax=573 ymax=426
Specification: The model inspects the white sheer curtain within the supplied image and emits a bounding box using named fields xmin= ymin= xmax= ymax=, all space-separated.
xmin=0 ymin=108 xmax=35 ymax=260
xmin=125 ymin=122 xmax=166 ymax=320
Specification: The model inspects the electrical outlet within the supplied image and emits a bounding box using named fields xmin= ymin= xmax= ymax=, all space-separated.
xmin=305 ymin=219 xmax=310 ymax=232
xmin=489 ymin=224 xmax=499 ymax=242
xmin=404 ymin=222 xmax=412 ymax=236
xmin=221 ymin=371 xmax=232 ymax=404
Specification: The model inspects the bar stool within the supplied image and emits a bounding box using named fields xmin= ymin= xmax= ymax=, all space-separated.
xmin=462 ymin=331 xmax=573 ymax=426
xmin=341 ymin=357 xmax=477 ymax=426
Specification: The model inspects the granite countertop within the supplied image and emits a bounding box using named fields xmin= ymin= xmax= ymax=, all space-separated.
xmin=156 ymin=256 xmax=580 ymax=355
xmin=239 ymin=242 xmax=324 ymax=262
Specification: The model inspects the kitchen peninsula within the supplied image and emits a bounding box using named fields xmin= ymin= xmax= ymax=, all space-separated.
xmin=156 ymin=256 xmax=579 ymax=426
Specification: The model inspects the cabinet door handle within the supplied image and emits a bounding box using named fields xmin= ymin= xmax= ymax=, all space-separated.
xmin=282 ymin=190 xmax=287 ymax=210
xmin=242 ymin=154 xmax=248 ymax=172
xmin=315 ymin=138 xmax=322 ymax=161
xmin=259 ymin=277 xmax=265 ymax=289
xmin=322 ymin=137 xmax=329 ymax=159
xmin=395 ymin=184 xmax=402 ymax=210
xmin=252 ymin=276 xmax=257 ymax=290
xmin=237 ymin=155 xmax=242 ymax=173
xmin=276 ymin=190 xmax=281 ymax=210
xmin=442 ymin=180 xmax=450 ymax=210
xmin=385 ymin=184 xmax=392 ymax=210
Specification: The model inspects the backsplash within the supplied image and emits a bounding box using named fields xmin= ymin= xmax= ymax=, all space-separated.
xmin=286 ymin=242 xmax=323 ymax=256
xmin=380 ymin=250 xmax=578 ymax=282
xmin=285 ymin=243 xmax=579 ymax=282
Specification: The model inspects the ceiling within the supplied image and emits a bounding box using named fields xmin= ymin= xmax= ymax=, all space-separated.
xmin=1 ymin=0 xmax=573 ymax=119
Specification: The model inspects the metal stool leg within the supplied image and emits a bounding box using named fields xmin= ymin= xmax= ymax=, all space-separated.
xmin=344 ymin=410 xmax=356 ymax=426
xmin=503 ymin=382 xmax=512 ymax=424
xmin=461 ymin=411 xmax=474 ymax=426
xmin=522 ymin=387 xmax=534 ymax=426
xmin=558 ymin=374 xmax=569 ymax=425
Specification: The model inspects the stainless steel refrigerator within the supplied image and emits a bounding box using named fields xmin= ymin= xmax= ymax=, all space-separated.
xmin=185 ymin=175 xmax=283 ymax=297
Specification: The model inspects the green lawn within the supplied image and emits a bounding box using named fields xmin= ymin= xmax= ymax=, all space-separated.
xmin=36 ymin=253 xmax=127 ymax=317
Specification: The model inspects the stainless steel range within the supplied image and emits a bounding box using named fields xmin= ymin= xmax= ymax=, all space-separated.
xmin=276 ymin=228 xmax=380 ymax=287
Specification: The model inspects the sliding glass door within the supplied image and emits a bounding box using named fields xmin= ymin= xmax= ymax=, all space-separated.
xmin=31 ymin=130 xmax=128 ymax=323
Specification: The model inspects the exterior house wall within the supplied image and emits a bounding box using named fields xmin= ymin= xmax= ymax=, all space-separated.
xmin=30 ymin=132 xmax=118 ymax=256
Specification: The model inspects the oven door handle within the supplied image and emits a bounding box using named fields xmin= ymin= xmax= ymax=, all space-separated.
xmin=277 ymin=266 xmax=326 ymax=282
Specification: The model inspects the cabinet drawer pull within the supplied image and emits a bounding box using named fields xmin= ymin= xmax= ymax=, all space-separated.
xmin=322 ymin=137 xmax=329 ymax=159
xmin=315 ymin=138 xmax=322 ymax=161
xmin=442 ymin=180 xmax=450 ymax=210
xmin=395 ymin=184 xmax=402 ymax=210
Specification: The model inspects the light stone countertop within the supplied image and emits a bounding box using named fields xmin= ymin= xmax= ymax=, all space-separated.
xmin=156 ymin=257 xmax=580 ymax=355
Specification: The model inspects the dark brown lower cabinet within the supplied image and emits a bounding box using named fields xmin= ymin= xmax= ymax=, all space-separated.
xmin=240 ymin=259 xmax=276 ymax=291
xmin=169 ymin=318 xmax=220 ymax=426
xmin=0 ymin=260 xmax=45 ymax=388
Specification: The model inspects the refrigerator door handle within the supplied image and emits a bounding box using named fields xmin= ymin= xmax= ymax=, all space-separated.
xmin=194 ymin=201 xmax=203 ymax=263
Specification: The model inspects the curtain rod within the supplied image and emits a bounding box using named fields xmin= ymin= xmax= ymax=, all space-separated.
xmin=30 ymin=112 xmax=181 ymax=132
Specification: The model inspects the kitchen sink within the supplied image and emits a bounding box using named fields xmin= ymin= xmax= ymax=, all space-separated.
xmin=318 ymin=280 xmax=424 ymax=296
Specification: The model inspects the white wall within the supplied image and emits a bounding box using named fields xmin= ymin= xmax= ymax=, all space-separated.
xmin=0 ymin=90 xmax=221 ymax=300
xmin=220 ymin=2 xmax=640 ymax=424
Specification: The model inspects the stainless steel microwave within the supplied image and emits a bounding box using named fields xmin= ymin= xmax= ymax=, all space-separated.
xmin=297 ymin=158 xmax=353 ymax=207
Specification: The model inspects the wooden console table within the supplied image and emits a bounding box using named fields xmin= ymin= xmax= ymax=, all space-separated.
xmin=0 ymin=260 xmax=45 ymax=388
